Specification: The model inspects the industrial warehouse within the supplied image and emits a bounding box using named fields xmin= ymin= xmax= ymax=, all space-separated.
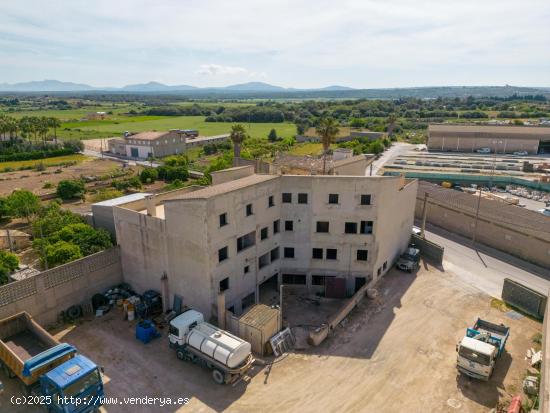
xmin=427 ymin=124 xmax=550 ymax=154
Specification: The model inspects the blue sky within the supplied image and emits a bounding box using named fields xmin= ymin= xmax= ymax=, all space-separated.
xmin=1 ymin=0 xmax=549 ymax=88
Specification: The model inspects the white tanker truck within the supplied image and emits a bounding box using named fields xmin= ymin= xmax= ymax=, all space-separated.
xmin=168 ymin=309 xmax=255 ymax=384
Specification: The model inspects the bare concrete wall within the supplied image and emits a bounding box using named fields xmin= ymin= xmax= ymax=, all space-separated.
xmin=332 ymin=155 xmax=374 ymax=176
xmin=0 ymin=247 xmax=122 ymax=326
xmin=540 ymin=288 xmax=550 ymax=413
xmin=211 ymin=166 xmax=255 ymax=185
xmin=416 ymin=196 xmax=550 ymax=268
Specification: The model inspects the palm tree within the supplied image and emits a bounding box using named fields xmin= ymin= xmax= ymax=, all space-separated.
xmin=39 ymin=117 xmax=49 ymax=146
xmin=0 ymin=115 xmax=7 ymax=141
xmin=7 ymin=116 xmax=18 ymax=142
xmin=19 ymin=116 xmax=33 ymax=143
xmin=230 ymin=124 xmax=247 ymax=160
xmin=316 ymin=117 xmax=339 ymax=174
xmin=48 ymin=117 xmax=61 ymax=143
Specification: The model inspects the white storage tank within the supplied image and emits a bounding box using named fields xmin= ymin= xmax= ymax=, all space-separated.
xmin=186 ymin=322 xmax=251 ymax=368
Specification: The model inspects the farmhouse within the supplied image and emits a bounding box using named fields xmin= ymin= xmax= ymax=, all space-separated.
xmin=107 ymin=129 xmax=229 ymax=159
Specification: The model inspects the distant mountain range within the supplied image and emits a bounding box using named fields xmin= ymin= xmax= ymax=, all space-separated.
xmin=0 ymin=80 xmax=354 ymax=93
xmin=0 ymin=80 xmax=548 ymax=99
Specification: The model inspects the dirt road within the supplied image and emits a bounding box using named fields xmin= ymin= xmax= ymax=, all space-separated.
xmin=0 ymin=263 xmax=540 ymax=413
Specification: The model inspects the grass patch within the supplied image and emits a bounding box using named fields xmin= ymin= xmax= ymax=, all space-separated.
xmin=0 ymin=154 xmax=89 ymax=171
xmin=489 ymin=298 xmax=543 ymax=323
xmin=490 ymin=298 xmax=509 ymax=312
xmin=286 ymin=142 xmax=336 ymax=156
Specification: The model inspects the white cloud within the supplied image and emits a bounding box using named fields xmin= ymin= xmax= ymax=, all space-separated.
xmin=197 ymin=64 xmax=248 ymax=76
xmin=197 ymin=64 xmax=268 ymax=80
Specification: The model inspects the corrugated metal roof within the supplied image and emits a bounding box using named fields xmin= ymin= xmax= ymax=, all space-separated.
xmin=92 ymin=192 xmax=152 ymax=207
xmin=166 ymin=174 xmax=279 ymax=200
xmin=429 ymin=124 xmax=550 ymax=138
xmin=418 ymin=181 xmax=550 ymax=235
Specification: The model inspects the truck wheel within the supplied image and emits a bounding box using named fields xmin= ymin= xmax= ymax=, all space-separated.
xmin=176 ymin=350 xmax=185 ymax=360
xmin=2 ymin=363 xmax=15 ymax=379
xmin=212 ymin=369 xmax=225 ymax=385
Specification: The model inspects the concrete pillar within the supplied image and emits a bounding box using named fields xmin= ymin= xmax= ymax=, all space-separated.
xmin=161 ymin=272 xmax=169 ymax=313
xmin=217 ymin=292 xmax=226 ymax=330
xmin=145 ymin=195 xmax=156 ymax=217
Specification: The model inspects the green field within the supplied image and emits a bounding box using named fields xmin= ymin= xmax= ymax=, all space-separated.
xmin=57 ymin=116 xmax=297 ymax=141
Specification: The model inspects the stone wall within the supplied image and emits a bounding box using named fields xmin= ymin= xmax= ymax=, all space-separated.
xmin=0 ymin=247 xmax=122 ymax=326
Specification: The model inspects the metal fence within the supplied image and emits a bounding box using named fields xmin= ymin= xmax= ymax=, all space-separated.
xmin=410 ymin=234 xmax=445 ymax=266
xmin=502 ymin=278 xmax=547 ymax=319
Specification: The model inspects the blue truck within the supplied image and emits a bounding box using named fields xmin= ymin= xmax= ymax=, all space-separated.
xmin=456 ymin=318 xmax=510 ymax=381
xmin=0 ymin=312 xmax=104 ymax=412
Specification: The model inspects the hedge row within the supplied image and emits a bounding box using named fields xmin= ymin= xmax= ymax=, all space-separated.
xmin=0 ymin=148 xmax=77 ymax=162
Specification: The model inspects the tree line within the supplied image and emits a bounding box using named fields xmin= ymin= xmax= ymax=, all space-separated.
xmin=0 ymin=114 xmax=62 ymax=145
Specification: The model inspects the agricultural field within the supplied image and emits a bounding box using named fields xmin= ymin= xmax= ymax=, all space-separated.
xmin=56 ymin=115 xmax=297 ymax=141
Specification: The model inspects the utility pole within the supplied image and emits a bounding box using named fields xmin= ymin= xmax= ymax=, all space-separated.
xmin=39 ymin=223 xmax=49 ymax=271
xmin=420 ymin=192 xmax=429 ymax=238
xmin=472 ymin=186 xmax=482 ymax=245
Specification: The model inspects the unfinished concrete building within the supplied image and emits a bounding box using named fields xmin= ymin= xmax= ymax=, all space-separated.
xmin=110 ymin=167 xmax=417 ymax=319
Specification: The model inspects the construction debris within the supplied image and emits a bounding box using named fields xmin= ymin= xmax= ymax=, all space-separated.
xmin=523 ymin=375 xmax=539 ymax=396
xmin=531 ymin=350 xmax=542 ymax=368
xmin=270 ymin=327 xmax=296 ymax=357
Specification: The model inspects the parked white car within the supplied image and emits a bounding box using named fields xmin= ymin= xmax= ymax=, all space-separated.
xmin=476 ymin=148 xmax=491 ymax=154
xmin=412 ymin=226 xmax=422 ymax=235
xmin=513 ymin=151 xmax=528 ymax=156
xmin=538 ymin=208 xmax=550 ymax=217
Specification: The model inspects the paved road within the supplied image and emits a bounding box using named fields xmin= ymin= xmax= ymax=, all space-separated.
xmin=423 ymin=225 xmax=550 ymax=298
xmin=368 ymin=142 xmax=414 ymax=176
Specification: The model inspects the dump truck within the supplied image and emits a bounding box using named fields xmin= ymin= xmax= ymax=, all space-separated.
xmin=168 ymin=309 xmax=255 ymax=384
xmin=456 ymin=318 xmax=510 ymax=381
xmin=0 ymin=312 xmax=104 ymax=412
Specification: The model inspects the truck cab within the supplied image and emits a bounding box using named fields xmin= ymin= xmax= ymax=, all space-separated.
xmin=168 ymin=309 xmax=204 ymax=347
xmin=456 ymin=318 xmax=509 ymax=381
xmin=456 ymin=336 xmax=497 ymax=380
xmin=40 ymin=355 xmax=104 ymax=413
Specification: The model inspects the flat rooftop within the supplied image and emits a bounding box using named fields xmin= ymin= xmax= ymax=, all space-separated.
xmin=138 ymin=204 xmax=166 ymax=219
xmin=429 ymin=123 xmax=550 ymax=138
xmin=167 ymin=174 xmax=279 ymax=200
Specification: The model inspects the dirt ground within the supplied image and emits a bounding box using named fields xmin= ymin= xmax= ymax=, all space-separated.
xmin=0 ymin=158 xmax=120 ymax=196
xmin=0 ymin=263 xmax=541 ymax=413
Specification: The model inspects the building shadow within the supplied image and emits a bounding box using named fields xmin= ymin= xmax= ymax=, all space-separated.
xmin=288 ymin=267 xmax=419 ymax=360
xmin=455 ymin=350 xmax=512 ymax=408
